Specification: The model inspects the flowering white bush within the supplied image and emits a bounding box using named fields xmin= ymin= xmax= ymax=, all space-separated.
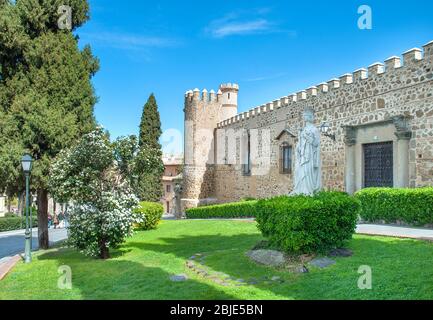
xmin=49 ymin=128 xmax=141 ymax=259
xmin=68 ymin=190 xmax=139 ymax=258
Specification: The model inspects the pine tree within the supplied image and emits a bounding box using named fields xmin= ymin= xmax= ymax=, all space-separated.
xmin=136 ymin=94 xmax=164 ymax=202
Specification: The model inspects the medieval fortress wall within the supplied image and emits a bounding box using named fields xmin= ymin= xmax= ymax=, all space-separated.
xmin=182 ymin=41 xmax=433 ymax=209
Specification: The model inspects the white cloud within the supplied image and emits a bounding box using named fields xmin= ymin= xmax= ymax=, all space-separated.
xmin=211 ymin=19 xmax=273 ymax=38
xmin=205 ymin=9 xmax=296 ymax=39
xmin=78 ymin=32 xmax=181 ymax=51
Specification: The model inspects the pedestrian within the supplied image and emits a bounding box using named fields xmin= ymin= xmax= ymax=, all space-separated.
xmin=53 ymin=214 xmax=59 ymax=229
xmin=58 ymin=212 xmax=65 ymax=229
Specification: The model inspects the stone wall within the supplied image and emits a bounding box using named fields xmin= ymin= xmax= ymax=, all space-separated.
xmin=184 ymin=41 xmax=433 ymax=206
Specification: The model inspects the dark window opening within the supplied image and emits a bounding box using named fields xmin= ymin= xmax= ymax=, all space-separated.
xmin=242 ymin=134 xmax=252 ymax=176
xmin=280 ymin=144 xmax=292 ymax=174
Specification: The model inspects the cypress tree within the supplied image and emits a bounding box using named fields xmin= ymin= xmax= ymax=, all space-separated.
xmin=139 ymin=94 xmax=162 ymax=149
xmin=135 ymin=94 xmax=164 ymax=202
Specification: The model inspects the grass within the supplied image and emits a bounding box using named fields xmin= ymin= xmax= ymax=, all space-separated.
xmin=0 ymin=220 xmax=433 ymax=300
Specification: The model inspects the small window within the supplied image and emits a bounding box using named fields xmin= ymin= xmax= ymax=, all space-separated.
xmin=228 ymin=93 xmax=231 ymax=100
xmin=166 ymin=185 xmax=171 ymax=193
xmin=280 ymin=144 xmax=292 ymax=174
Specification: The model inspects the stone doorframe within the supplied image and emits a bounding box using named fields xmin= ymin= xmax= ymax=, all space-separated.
xmin=343 ymin=115 xmax=412 ymax=194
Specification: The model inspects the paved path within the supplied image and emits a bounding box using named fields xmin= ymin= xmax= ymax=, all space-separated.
xmin=356 ymin=224 xmax=433 ymax=240
xmin=0 ymin=228 xmax=68 ymax=260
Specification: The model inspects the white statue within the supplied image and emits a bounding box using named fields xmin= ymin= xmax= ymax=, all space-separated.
xmin=292 ymin=108 xmax=322 ymax=195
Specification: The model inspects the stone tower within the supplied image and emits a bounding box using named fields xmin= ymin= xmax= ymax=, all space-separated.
xmin=219 ymin=83 xmax=239 ymax=122
xmin=181 ymin=83 xmax=239 ymax=211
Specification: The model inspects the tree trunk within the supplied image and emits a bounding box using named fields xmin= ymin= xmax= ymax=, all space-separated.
xmin=7 ymin=197 xmax=11 ymax=213
xmin=99 ymin=238 xmax=110 ymax=259
xmin=37 ymin=189 xmax=49 ymax=249
xmin=18 ymin=192 xmax=25 ymax=217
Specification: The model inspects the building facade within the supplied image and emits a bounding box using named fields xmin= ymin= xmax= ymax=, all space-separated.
xmin=161 ymin=155 xmax=183 ymax=214
xmin=181 ymin=41 xmax=433 ymax=210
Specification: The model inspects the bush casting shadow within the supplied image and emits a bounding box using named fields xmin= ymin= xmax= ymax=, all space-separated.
xmin=128 ymin=233 xmax=433 ymax=300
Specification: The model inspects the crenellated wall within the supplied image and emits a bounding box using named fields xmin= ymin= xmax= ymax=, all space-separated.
xmin=183 ymin=41 xmax=433 ymax=206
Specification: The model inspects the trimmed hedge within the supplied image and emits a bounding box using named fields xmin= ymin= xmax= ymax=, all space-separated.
xmin=256 ymin=192 xmax=360 ymax=254
xmin=185 ymin=200 xmax=258 ymax=219
xmin=0 ymin=216 xmax=38 ymax=232
xmin=4 ymin=212 xmax=18 ymax=218
xmin=134 ymin=201 xmax=164 ymax=230
xmin=355 ymin=187 xmax=433 ymax=226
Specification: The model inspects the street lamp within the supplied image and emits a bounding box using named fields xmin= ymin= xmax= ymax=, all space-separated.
xmin=21 ymin=154 xmax=33 ymax=264
xmin=320 ymin=122 xmax=336 ymax=141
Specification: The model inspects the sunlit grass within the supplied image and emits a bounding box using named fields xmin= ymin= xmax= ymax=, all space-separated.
xmin=0 ymin=220 xmax=432 ymax=300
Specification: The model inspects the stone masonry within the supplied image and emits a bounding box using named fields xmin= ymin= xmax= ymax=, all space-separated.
xmin=181 ymin=41 xmax=433 ymax=210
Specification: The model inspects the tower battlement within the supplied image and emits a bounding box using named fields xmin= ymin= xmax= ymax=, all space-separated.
xmin=184 ymin=83 xmax=239 ymax=121
xmin=220 ymin=83 xmax=239 ymax=90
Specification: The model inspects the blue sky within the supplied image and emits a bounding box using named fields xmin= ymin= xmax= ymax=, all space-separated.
xmin=77 ymin=0 xmax=433 ymax=154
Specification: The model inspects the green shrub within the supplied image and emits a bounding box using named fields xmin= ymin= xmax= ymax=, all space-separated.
xmin=0 ymin=216 xmax=38 ymax=232
xmin=355 ymin=187 xmax=433 ymax=226
xmin=256 ymin=192 xmax=360 ymax=254
xmin=134 ymin=201 xmax=163 ymax=230
xmin=4 ymin=212 xmax=17 ymax=218
xmin=186 ymin=200 xmax=258 ymax=219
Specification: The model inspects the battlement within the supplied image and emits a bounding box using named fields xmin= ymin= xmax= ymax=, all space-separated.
xmin=184 ymin=88 xmax=220 ymax=103
xmin=184 ymin=83 xmax=240 ymax=104
xmin=220 ymin=83 xmax=240 ymax=91
xmin=217 ymin=40 xmax=433 ymax=128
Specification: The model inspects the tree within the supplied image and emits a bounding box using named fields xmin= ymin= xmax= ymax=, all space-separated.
xmin=132 ymin=146 xmax=164 ymax=202
xmin=49 ymin=128 xmax=139 ymax=259
xmin=113 ymin=135 xmax=164 ymax=202
xmin=0 ymin=0 xmax=99 ymax=249
xmin=136 ymin=94 xmax=164 ymax=202
xmin=139 ymin=94 xmax=162 ymax=149
xmin=113 ymin=135 xmax=138 ymax=178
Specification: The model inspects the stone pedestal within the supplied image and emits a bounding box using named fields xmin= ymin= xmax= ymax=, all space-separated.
xmin=393 ymin=116 xmax=412 ymax=188
xmin=344 ymin=126 xmax=357 ymax=194
xmin=395 ymin=131 xmax=411 ymax=187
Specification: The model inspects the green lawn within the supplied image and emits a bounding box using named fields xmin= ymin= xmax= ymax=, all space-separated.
xmin=1 ymin=220 xmax=432 ymax=300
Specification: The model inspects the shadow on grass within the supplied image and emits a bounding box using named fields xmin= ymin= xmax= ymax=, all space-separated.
xmin=127 ymin=233 xmax=433 ymax=300
xmin=35 ymin=248 xmax=238 ymax=300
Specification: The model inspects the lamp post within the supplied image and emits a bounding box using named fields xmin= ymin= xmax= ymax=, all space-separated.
xmin=21 ymin=154 xmax=33 ymax=264
xmin=320 ymin=122 xmax=336 ymax=141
